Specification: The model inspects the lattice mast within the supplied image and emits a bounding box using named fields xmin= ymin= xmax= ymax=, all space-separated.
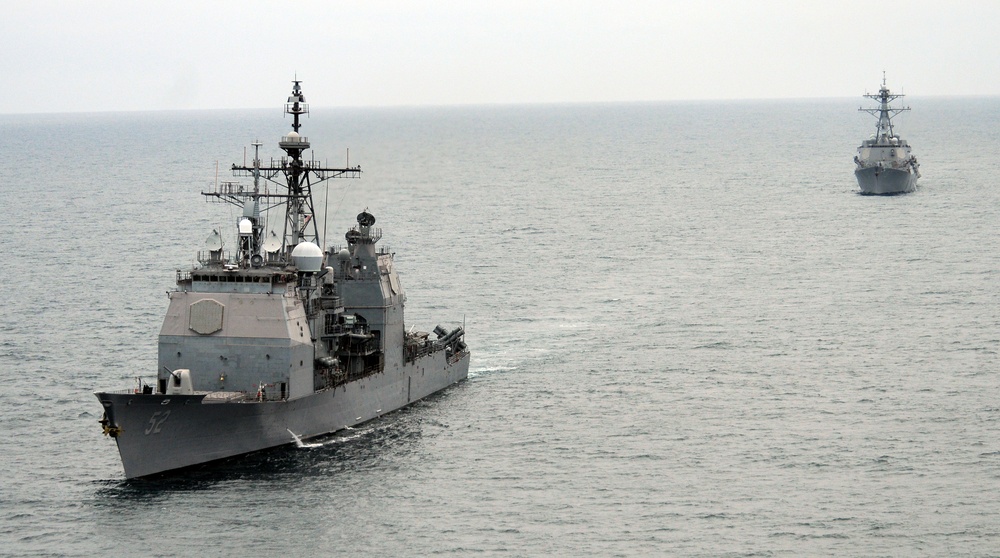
xmin=203 ymin=80 xmax=361 ymax=265
xmin=859 ymin=72 xmax=910 ymax=144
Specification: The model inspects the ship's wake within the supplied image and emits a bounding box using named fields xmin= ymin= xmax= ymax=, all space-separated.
xmin=287 ymin=425 xmax=381 ymax=449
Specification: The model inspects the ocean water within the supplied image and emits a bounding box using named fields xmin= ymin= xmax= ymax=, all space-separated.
xmin=1 ymin=96 xmax=999 ymax=556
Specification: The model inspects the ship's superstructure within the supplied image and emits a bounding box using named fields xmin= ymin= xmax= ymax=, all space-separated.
xmin=854 ymin=74 xmax=920 ymax=194
xmin=95 ymin=81 xmax=470 ymax=479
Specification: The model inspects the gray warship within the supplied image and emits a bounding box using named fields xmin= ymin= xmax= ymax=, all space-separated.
xmin=95 ymin=81 xmax=470 ymax=479
xmin=854 ymin=74 xmax=920 ymax=194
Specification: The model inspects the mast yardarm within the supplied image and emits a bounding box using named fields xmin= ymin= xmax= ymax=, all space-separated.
xmin=202 ymin=80 xmax=361 ymax=263
xmin=858 ymin=72 xmax=910 ymax=144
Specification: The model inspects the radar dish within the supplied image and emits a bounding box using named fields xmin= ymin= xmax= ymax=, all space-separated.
xmin=357 ymin=210 xmax=376 ymax=227
xmin=204 ymin=229 xmax=223 ymax=251
xmin=262 ymin=230 xmax=281 ymax=252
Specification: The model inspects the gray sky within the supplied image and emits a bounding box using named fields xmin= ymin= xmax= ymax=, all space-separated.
xmin=3 ymin=0 xmax=999 ymax=114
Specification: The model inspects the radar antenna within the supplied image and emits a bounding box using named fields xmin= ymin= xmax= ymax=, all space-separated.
xmin=201 ymin=80 xmax=361 ymax=265
xmin=859 ymin=72 xmax=910 ymax=143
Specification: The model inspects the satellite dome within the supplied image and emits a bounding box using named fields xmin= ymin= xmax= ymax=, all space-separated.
xmin=338 ymin=248 xmax=351 ymax=261
xmin=291 ymin=241 xmax=323 ymax=272
xmin=285 ymin=131 xmax=300 ymax=139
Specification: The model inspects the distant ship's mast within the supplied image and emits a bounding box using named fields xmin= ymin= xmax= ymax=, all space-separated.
xmin=203 ymin=80 xmax=361 ymax=265
xmin=859 ymin=72 xmax=910 ymax=143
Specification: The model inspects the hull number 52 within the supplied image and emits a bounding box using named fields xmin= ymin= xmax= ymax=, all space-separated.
xmin=145 ymin=410 xmax=171 ymax=435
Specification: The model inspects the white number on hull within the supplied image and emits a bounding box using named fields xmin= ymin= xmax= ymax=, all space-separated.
xmin=144 ymin=411 xmax=171 ymax=435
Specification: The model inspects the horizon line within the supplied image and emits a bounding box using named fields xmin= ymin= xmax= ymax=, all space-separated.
xmin=3 ymin=93 xmax=998 ymax=118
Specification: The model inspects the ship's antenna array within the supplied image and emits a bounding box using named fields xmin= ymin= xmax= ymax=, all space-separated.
xmin=201 ymin=79 xmax=361 ymax=266
xmin=858 ymin=73 xmax=909 ymax=142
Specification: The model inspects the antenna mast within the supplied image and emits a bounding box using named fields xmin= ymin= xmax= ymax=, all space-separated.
xmin=201 ymin=79 xmax=362 ymax=265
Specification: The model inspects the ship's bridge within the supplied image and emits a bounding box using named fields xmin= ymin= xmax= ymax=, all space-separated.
xmin=175 ymin=269 xmax=295 ymax=294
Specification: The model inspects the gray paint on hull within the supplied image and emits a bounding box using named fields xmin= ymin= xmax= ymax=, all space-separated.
xmin=97 ymin=352 xmax=470 ymax=478
xmin=855 ymin=166 xmax=917 ymax=195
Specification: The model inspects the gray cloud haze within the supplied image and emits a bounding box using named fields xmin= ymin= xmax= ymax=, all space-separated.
xmin=3 ymin=0 xmax=998 ymax=114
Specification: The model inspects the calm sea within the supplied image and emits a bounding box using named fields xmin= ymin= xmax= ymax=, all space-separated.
xmin=1 ymin=96 xmax=998 ymax=556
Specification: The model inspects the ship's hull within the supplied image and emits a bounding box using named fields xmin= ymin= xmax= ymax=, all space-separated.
xmin=96 ymin=352 xmax=469 ymax=479
xmin=854 ymin=165 xmax=917 ymax=195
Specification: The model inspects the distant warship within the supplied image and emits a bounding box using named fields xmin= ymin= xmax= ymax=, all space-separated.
xmin=95 ymin=81 xmax=470 ymax=479
xmin=854 ymin=74 xmax=920 ymax=194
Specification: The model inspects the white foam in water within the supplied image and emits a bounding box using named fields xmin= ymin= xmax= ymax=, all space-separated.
xmin=287 ymin=429 xmax=322 ymax=449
